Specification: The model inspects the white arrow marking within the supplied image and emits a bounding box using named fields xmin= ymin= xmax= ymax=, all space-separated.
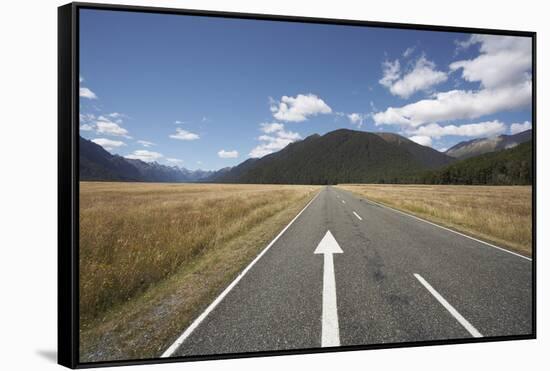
xmin=314 ymin=230 xmax=343 ymax=347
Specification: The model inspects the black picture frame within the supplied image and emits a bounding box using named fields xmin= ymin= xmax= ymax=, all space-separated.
xmin=58 ymin=2 xmax=536 ymax=368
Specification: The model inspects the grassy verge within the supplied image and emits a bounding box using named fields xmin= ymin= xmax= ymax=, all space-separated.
xmin=79 ymin=182 xmax=319 ymax=362
xmin=336 ymin=184 xmax=532 ymax=256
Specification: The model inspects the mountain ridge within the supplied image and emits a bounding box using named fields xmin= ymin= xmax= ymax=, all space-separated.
xmin=213 ymin=129 xmax=455 ymax=184
xmin=80 ymin=128 xmax=532 ymax=185
xmin=409 ymin=140 xmax=532 ymax=185
xmin=445 ymin=129 xmax=532 ymax=159
xmin=79 ymin=136 xmax=215 ymax=182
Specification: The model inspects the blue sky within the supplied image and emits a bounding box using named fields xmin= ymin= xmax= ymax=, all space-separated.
xmin=79 ymin=9 xmax=532 ymax=170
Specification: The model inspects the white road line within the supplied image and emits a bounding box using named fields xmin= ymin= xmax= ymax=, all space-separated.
xmin=161 ymin=190 xmax=322 ymax=358
xmin=353 ymin=211 xmax=363 ymax=221
xmin=361 ymin=197 xmax=531 ymax=261
xmin=414 ymin=274 xmax=483 ymax=338
xmin=314 ymin=231 xmax=344 ymax=347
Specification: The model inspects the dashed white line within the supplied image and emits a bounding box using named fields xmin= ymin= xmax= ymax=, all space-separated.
xmin=353 ymin=211 xmax=363 ymax=221
xmin=161 ymin=190 xmax=322 ymax=357
xmin=414 ymin=274 xmax=483 ymax=338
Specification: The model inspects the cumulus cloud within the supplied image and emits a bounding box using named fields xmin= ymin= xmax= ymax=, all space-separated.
xmin=249 ymin=123 xmax=302 ymax=158
xmin=125 ymin=150 xmax=163 ymax=162
xmin=270 ymin=94 xmax=332 ymax=122
xmin=403 ymin=46 xmax=416 ymax=58
xmin=450 ymin=35 xmax=532 ymax=89
xmin=80 ymin=113 xmax=96 ymax=123
xmin=408 ymin=135 xmax=432 ymax=147
xmin=347 ymin=113 xmax=366 ymax=128
xmin=510 ymin=121 xmax=532 ymax=135
xmin=92 ymin=138 xmax=126 ymax=151
xmin=96 ymin=116 xmax=130 ymax=137
xmin=411 ymin=120 xmax=506 ymax=139
xmin=137 ymin=140 xmax=155 ymax=147
xmin=107 ymin=112 xmax=125 ymax=119
xmin=260 ymin=122 xmax=285 ymax=133
xmin=375 ymin=36 xmax=532 ymax=130
xmin=169 ymin=128 xmax=200 ymax=141
xmin=79 ymin=87 xmax=97 ymax=99
xmin=379 ymin=56 xmax=447 ymax=99
xmin=379 ymin=60 xmax=401 ymax=89
xmin=373 ymin=80 xmax=531 ymax=127
xmin=79 ymin=76 xmax=98 ymax=99
xmin=80 ymin=124 xmax=94 ymax=131
xmin=218 ymin=149 xmax=239 ymax=159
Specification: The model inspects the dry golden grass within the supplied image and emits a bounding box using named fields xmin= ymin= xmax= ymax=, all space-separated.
xmin=337 ymin=184 xmax=532 ymax=256
xmin=79 ymin=182 xmax=319 ymax=361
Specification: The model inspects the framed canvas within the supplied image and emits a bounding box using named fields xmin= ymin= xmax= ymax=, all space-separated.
xmin=58 ymin=2 xmax=536 ymax=368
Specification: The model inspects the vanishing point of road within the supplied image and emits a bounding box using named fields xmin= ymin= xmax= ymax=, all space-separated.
xmin=162 ymin=186 xmax=532 ymax=357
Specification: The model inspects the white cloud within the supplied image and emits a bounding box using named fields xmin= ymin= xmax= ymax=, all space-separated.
xmin=166 ymin=158 xmax=183 ymax=164
xmin=169 ymin=128 xmax=200 ymax=141
xmin=347 ymin=113 xmax=366 ymax=128
xmin=260 ymin=122 xmax=285 ymax=133
xmin=79 ymin=87 xmax=97 ymax=99
xmin=80 ymin=124 xmax=94 ymax=131
xmin=107 ymin=112 xmax=125 ymax=119
xmin=379 ymin=60 xmax=401 ymax=89
xmin=137 ymin=140 xmax=155 ymax=147
xmin=270 ymin=94 xmax=332 ymax=122
xmin=218 ymin=149 xmax=239 ymax=159
xmin=510 ymin=121 xmax=532 ymax=135
xmin=403 ymin=46 xmax=415 ymax=58
xmin=91 ymin=138 xmax=126 ymax=151
xmin=373 ymin=80 xmax=532 ymax=127
xmin=80 ymin=113 xmax=96 ymax=123
xmin=249 ymin=123 xmax=302 ymax=158
xmin=174 ymin=120 xmax=185 ymax=124
xmin=376 ymin=37 xmax=531 ymax=128
xmin=125 ymin=150 xmax=163 ymax=162
xmin=450 ymin=35 xmax=531 ymax=89
xmin=411 ymin=120 xmax=506 ymax=139
xmin=380 ymin=56 xmax=447 ymax=99
xmin=96 ymin=117 xmax=130 ymax=137
xmin=408 ymin=135 xmax=432 ymax=147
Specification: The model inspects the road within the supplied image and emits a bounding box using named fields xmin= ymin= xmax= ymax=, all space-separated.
xmin=163 ymin=186 xmax=532 ymax=357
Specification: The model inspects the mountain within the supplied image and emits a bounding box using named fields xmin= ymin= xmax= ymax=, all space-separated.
xmin=445 ymin=129 xmax=532 ymax=160
xmin=80 ymin=136 xmax=143 ymax=181
xmin=407 ymin=140 xmax=532 ymax=185
xmin=375 ymin=132 xmax=453 ymax=168
xmin=79 ymin=136 xmax=213 ymax=182
xmin=207 ymin=158 xmax=259 ymax=183
xmin=212 ymin=129 xmax=455 ymax=184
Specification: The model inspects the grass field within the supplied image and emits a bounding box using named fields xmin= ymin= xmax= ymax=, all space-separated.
xmin=79 ymin=182 xmax=319 ymax=361
xmin=337 ymin=184 xmax=532 ymax=256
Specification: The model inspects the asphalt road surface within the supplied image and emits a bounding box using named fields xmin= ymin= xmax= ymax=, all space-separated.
xmin=163 ymin=186 xmax=532 ymax=357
